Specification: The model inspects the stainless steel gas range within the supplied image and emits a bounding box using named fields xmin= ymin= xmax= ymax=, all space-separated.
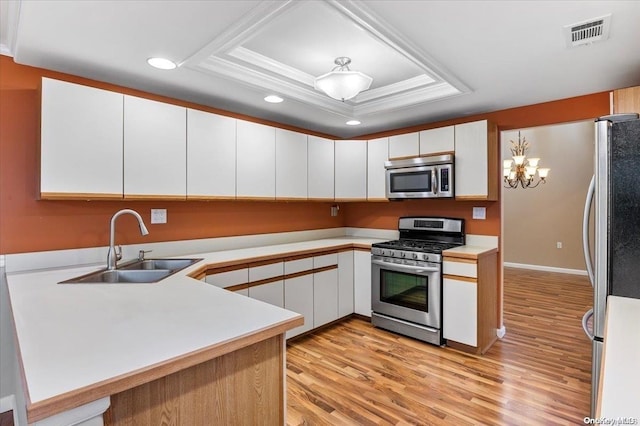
xmin=371 ymin=217 xmax=465 ymax=346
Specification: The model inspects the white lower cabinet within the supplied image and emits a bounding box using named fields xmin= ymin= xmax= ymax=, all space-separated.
xmin=338 ymin=251 xmax=354 ymax=318
xmin=313 ymin=269 xmax=339 ymax=327
xmin=284 ymin=274 xmax=314 ymax=338
xmin=354 ymin=250 xmax=372 ymax=316
xmin=443 ymin=277 xmax=477 ymax=347
xmin=205 ymin=268 xmax=248 ymax=290
xmin=249 ymin=281 xmax=284 ymax=308
xmin=204 ymin=250 xmax=363 ymax=338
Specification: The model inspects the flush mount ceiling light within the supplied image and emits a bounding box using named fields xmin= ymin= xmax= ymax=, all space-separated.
xmin=314 ymin=57 xmax=373 ymax=101
xmin=264 ymin=95 xmax=284 ymax=103
xmin=346 ymin=120 xmax=361 ymax=126
xmin=147 ymin=57 xmax=177 ymax=70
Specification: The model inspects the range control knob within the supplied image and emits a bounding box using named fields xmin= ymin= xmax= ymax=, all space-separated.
xmin=411 ymin=252 xmax=418 ymax=260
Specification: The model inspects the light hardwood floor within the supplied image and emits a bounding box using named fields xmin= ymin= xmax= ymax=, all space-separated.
xmin=286 ymin=267 xmax=593 ymax=425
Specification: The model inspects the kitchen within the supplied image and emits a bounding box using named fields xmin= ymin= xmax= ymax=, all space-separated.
xmin=1 ymin=1 xmax=640 ymax=425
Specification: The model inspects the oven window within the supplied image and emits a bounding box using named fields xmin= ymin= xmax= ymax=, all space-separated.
xmin=390 ymin=171 xmax=432 ymax=193
xmin=380 ymin=270 xmax=428 ymax=312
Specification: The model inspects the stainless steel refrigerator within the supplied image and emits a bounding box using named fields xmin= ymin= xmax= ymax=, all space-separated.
xmin=582 ymin=113 xmax=640 ymax=416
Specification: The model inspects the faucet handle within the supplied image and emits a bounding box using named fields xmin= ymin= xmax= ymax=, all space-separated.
xmin=115 ymin=245 xmax=122 ymax=261
xmin=138 ymin=249 xmax=152 ymax=261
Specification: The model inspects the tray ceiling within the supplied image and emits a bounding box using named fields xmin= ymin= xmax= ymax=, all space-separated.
xmin=2 ymin=0 xmax=640 ymax=138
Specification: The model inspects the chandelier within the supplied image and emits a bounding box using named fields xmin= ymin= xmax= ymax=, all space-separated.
xmin=503 ymin=132 xmax=550 ymax=189
xmin=314 ymin=57 xmax=373 ymax=101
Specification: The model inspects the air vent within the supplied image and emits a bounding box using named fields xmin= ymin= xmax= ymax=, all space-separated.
xmin=564 ymin=14 xmax=611 ymax=47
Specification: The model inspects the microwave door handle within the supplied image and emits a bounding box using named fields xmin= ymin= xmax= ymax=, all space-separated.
xmin=432 ymin=169 xmax=438 ymax=195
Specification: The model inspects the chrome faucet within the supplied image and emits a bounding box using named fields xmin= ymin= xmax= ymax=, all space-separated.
xmin=107 ymin=209 xmax=149 ymax=270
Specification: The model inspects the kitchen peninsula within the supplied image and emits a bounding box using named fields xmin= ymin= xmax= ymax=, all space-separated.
xmin=6 ymin=237 xmax=388 ymax=424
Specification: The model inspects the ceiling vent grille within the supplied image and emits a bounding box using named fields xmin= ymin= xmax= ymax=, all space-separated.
xmin=564 ymin=14 xmax=611 ymax=47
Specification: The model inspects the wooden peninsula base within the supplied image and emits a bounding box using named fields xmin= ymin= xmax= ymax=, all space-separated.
xmin=103 ymin=335 xmax=285 ymax=425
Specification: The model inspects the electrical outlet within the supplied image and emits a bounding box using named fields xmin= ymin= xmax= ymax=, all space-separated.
xmin=556 ymin=241 xmax=563 ymax=249
xmin=331 ymin=205 xmax=340 ymax=217
xmin=472 ymin=207 xmax=486 ymax=220
xmin=151 ymin=209 xmax=167 ymax=224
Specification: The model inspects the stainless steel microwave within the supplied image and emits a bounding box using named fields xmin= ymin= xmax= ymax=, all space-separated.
xmin=385 ymin=154 xmax=454 ymax=199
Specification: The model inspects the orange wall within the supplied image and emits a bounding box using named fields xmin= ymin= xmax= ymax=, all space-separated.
xmin=0 ymin=55 xmax=611 ymax=254
xmin=0 ymin=57 xmax=341 ymax=254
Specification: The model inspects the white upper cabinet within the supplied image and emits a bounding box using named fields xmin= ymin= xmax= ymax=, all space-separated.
xmin=335 ymin=140 xmax=367 ymax=200
xmin=367 ymin=137 xmax=389 ymax=200
xmin=236 ymin=121 xmax=276 ymax=199
xmin=40 ymin=78 xmax=124 ymax=199
xmin=420 ymin=126 xmax=455 ymax=155
xmin=186 ymin=109 xmax=236 ymax=199
xmin=389 ymin=132 xmax=419 ymax=159
xmin=123 ymin=95 xmax=186 ymax=199
xmin=454 ymin=120 xmax=498 ymax=200
xmin=276 ymin=129 xmax=307 ymax=199
xmin=307 ymin=136 xmax=334 ymax=200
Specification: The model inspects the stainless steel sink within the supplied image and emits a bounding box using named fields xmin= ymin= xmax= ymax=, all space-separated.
xmin=60 ymin=269 xmax=173 ymax=284
xmin=119 ymin=258 xmax=202 ymax=271
xmin=59 ymin=258 xmax=203 ymax=284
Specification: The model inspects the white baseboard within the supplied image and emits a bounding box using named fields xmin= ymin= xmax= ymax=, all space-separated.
xmin=504 ymin=262 xmax=587 ymax=276
xmin=0 ymin=394 xmax=15 ymax=413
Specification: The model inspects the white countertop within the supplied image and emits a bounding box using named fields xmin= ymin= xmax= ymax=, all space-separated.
xmin=6 ymin=237 xmax=383 ymax=409
xmin=598 ymin=295 xmax=640 ymax=418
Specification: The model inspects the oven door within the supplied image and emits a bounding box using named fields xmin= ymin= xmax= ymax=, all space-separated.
xmin=371 ymin=257 xmax=441 ymax=328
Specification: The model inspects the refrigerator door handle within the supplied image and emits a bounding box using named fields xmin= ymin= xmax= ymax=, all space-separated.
xmin=583 ymin=175 xmax=596 ymax=287
xmin=582 ymin=308 xmax=594 ymax=340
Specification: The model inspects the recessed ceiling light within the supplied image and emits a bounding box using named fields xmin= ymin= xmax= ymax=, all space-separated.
xmin=264 ymin=95 xmax=284 ymax=103
xmin=346 ymin=120 xmax=361 ymax=126
xmin=147 ymin=57 xmax=177 ymax=70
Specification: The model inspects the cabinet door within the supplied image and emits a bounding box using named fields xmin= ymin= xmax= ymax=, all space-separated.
xmin=335 ymin=140 xmax=367 ymax=200
xmin=367 ymin=137 xmax=389 ymax=200
xmin=284 ymin=274 xmax=314 ymax=338
xmin=249 ymin=281 xmax=284 ymax=308
xmin=338 ymin=251 xmax=354 ymax=318
xmin=124 ymin=95 xmax=186 ymax=198
xmin=419 ymin=126 xmax=454 ymax=155
xmin=313 ymin=269 xmax=339 ymax=327
xmin=276 ymin=129 xmax=307 ymax=199
xmin=40 ymin=78 xmax=123 ymax=198
xmin=443 ymin=277 xmax=477 ymax=346
xmin=187 ymin=109 xmax=236 ymax=199
xmin=236 ymin=121 xmax=276 ymax=199
xmin=205 ymin=269 xmax=248 ymax=289
xmin=308 ymin=136 xmax=334 ymax=200
xmin=454 ymin=120 xmax=498 ymax=200
xmin=389 ymin=132 xmax=419 ymax=159
xmin=353 ymin=250 xmax=372 ymax=316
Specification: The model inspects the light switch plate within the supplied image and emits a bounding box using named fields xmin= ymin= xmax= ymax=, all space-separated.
xmin=472 ymin=207 xmax=486 ymax=220
xmin=151 ymin=209 xmax=167 ymax=224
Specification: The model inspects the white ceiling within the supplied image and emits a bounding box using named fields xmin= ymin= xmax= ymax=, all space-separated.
xmin=2 ymin=0 xmax=640 ymax=138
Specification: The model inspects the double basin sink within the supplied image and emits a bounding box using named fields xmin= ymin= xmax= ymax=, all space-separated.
xmin=60 ymin=258 xmax=203 ymax=284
